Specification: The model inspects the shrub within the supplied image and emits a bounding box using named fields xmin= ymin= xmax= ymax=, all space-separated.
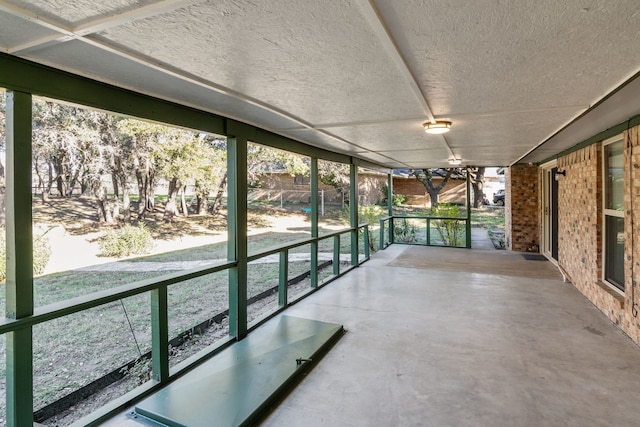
xmin=381 ymin=182 xmax=406 ymax=206
xmin=392 ymin=193 xmax=407 ymax=206
xmin=0 ymin=227 xmax=52 ymax=281
xmin=432 ymin=203 xmax=464 ymax=247
xmin=342 ymin=205 xmax=387 ymax=251
xmin=33 ymin=232 xmax=52 ymax=275
xmin=393 ymin=218 xmax=417 ymax=243
xmin=99 ymin=223 xmax=154 ymax=258
xmin=358 ymin=204 xmax=386 ymax=226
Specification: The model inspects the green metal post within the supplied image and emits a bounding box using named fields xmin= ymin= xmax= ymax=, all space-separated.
xmin=151 ymin=286 xmax=169 ymax=382
xmin=387 ymin=172 xmax=394 ymax=248
xmin=310 ymin=158 xmax=319 ymax=288
xmin=379 ymin=218 xmax=385 ymax=250
xmin=466 ymin=168 xmax=472 ymax=248
xmin=5 ymin=91 xmax=34 ymax=427
xmin=387 ymin=173 xmax=393 ymax=217
xmin=333 ymin=235 xmax=341 ymax=276
xmin=279 ymin=250 xmax=289 ymax=307
xmin=427 ymin=218 xmax=431 ymax=246
xmin=363 ymin=226 xmax=370 ymax=260
xmin=350 ymin=164 xmax=359 ymax=266
xmin=227 ymin=134 xmax=248 ymax=339
xmin=390 ymin=217 xmax=395 ymax=244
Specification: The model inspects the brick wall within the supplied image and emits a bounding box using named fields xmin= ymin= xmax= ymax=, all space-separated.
xmin=555 ymin=126 xmax=640 ymax=347
xmin=622 ymin=126 xmax=640 ymax=344
xmin=506 ymin=164 xmax=539 ymax=251
xmin=557 ymin=144 xmax=603 ymax=302
xmin=252 ymin=172 xmax=387 ymax=205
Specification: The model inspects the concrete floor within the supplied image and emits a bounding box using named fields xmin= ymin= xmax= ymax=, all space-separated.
xmin=103 ymin=235 xmax=640 ymax=427
xmin=259 ymin=244 xmax=640 ymax=427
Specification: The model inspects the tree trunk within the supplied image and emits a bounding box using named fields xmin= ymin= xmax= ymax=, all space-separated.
xmin=80 ymin=180 xmax=89 ymax=196
xmin=120 ymin=173 xmax=131 ymax=223
xmin=471 ymin=167 xmax=486 ymax=208
xmin=111 ymin=172 xmax=120 ymax=219
xmin=210 ymin=173 xmax=227 ymax=215
xmin=146 ymin=172 xmax=155 ymax=212
xmin=46 ymin=160 xmax=55 ymax=198
xmin=122 ymin=190 xmax=131 ymax=222
xmin=67 ymin=166 xmax=82 ymax=197
xmin=163 ymin=177 xmax=181 ymax=221
xmin=195 ymin=182 xmax=208 ymax=216
xmin=427 ymin=187 xmax=440 ymax=209
xmin=53 ymin=155 xmax=69 ymax=197
xmin=135 ymin=168 xmax=146 ymax=218
xmin=180 ymin=185 xmax=188 ymax=217
xmin=34 ymin=158 xmax=49 ymax=202
xmin=196 ymin=192 xmax=208 ymax=215
xmin=95 ymin=186 xmax=113 ymax=223
xmin=410 ymin=168 xmax=453 ymax=210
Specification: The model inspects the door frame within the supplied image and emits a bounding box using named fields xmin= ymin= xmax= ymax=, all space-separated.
xmin=540 ymin=160 xmax=558 ymax=263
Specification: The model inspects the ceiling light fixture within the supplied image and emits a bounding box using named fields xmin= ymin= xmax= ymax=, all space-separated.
xmin=423 ymin=120 xmax=452 ymax=134
xmin=448 ymin=158 xmax=462 ymax=166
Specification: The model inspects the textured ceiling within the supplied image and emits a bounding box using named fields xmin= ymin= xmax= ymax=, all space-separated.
xmin=1 ymin=0 xmax=640 ymax=168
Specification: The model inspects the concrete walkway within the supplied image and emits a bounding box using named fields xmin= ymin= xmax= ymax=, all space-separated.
xmin=80 ymin=228 xmax=496 ymax=272
xmin=77 ymin=253 xmax=354 ymax=272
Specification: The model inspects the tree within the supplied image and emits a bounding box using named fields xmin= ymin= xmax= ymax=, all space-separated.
xmin=410 ymin=168 xmax=455 ymax=209
xmin=154 ymin=128 xmax=199 ymax=220
xmin=116 ymin=119 xmax=166 ymax=219
xmin=468 ymin=167 xmax=486 ymax=208
xmin=411 ymin=167 xmax=487 ymax=209
xmin=32 ymin=100 xmax=101 ymax=199
xmin=99 ymin=114 xmax=132 ymax=222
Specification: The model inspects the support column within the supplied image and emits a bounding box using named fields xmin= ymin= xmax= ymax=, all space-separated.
xmin=506 ymin=164 xmax=539 ymax=252
xmin=227 ymin=133 xmax=248 ymax=339
xmin=310 ymin=158 xmax=319 ymax=287
xmin=151 ymin=285 xmax=169 ymax=382
xmin=350 ymin=164 xmax=359 ymax=266
xmin=387 ymin=173 xmax=393 ymax=217
xmin=466 ymin=168 xmax=472 ymax=248
xmin=387 ymin=172 xmax=393 ymax=245
xmin=5 ymin=90 xmax=34 ymax=427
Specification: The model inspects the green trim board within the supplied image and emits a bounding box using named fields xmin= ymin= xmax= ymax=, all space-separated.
xmin=536 ymin=114 xmax=640 ymax=165
xmin=134 ymin=315 xmax=343 ymax=427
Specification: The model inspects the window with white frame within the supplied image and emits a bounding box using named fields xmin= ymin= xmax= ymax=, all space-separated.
xmin=603 ymin=137 xmax=624 ymax=290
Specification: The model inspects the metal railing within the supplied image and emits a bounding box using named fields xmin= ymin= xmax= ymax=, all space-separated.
xmin=379 ymin=215 xmax=471 ymax=249
xmin=0 ymin=224 xmax=369 ymax=426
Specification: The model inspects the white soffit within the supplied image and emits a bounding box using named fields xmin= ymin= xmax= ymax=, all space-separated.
xmin=1 ymin=0 xmax=640 ymax=168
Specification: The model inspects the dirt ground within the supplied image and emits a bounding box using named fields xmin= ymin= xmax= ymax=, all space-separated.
xmin=40 ymin=201 xmax=326 ymax=275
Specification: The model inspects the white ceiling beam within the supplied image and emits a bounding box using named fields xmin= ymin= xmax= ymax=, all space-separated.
xmin=3 ymin=0 xmax=201 ymax=54
xmin=0 ymin=0 xmax=394 ymax=161
xmin=74 ymin=0 xmax=201 ymax=36
xmin=0 ymin=1 xmax=73 ymax=34
xmin=354 ymin=0 xmax=434 ymax=122
xmin=355 ymin=0 xmax=455 ymax=160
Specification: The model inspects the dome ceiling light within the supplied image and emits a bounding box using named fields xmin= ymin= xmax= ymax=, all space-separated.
xmin=423 ymin=120 xmax=452 ymax=134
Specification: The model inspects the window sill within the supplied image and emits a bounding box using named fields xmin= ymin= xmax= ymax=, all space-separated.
xmin=595 ymin=280 xmax=625 ymax=308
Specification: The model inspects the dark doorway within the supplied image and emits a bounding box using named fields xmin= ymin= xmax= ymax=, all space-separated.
xmin=551 ymin=167 xmax=559 ymax=260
